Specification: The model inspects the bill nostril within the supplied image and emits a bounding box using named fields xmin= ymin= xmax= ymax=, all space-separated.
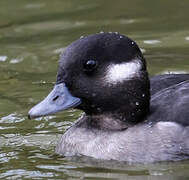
xmin=53 ymin=96 xmax=59 ymax=101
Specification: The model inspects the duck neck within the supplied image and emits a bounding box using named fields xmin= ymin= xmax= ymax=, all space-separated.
xmin=78 ymin=112 xmax=143 ymax=131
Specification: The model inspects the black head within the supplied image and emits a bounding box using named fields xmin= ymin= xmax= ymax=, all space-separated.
xmin=56 ymin=33 xmax=150 ymax=123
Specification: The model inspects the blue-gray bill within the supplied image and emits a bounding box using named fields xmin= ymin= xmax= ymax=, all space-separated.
xmin=28 ymin=83 xmax=81 ymax=119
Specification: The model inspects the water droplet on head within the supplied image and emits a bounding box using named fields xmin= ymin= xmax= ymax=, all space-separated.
xmin=85 ymin=91 xmax=89 ymax=95
xmin=135 ymin=102 xmax=139 ymax=106
xmin=131 ymin=41 xmax=134 ymax=45
xmin=97 ymin=108 xmax=102 ymax=112
xmin=142 ymin=94 xmax=145 ymax=97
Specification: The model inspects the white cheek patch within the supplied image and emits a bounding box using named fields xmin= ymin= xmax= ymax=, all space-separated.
xmin=105 ymin=59 xmax=142 ymax=84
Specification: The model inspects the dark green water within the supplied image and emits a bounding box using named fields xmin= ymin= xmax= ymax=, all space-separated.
xmin=0 ymin=0 xmax=189 ymax=179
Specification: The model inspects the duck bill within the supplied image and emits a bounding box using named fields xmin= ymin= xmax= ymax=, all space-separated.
xmin=28 ymin=83 xmax=81 ymax=119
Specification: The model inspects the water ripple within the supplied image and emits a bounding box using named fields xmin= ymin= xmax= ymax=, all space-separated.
xmin=0 ymin=56 xmax=7 ymax=62
xmin=143 ymin=40 xmax=161 ymax=44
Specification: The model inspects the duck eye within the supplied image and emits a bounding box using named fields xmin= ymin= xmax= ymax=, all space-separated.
xmin=83 ymin=60 xmax=97 ymax=72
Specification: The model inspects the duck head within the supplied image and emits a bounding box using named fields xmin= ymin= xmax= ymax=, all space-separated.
xmin=28 ymin=33 xmax=150 ymax=124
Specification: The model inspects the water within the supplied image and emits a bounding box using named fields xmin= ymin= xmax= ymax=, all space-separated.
xmin=0 ymin=0 xmax=189 ymax=179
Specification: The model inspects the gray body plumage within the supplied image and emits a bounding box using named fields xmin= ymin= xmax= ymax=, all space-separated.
xmin=56 ymin=117 xmax=189 ymax=163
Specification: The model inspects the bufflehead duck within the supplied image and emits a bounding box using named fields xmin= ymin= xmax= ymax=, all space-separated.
xmin=28 ymin=33 xmax=189 ymax=163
